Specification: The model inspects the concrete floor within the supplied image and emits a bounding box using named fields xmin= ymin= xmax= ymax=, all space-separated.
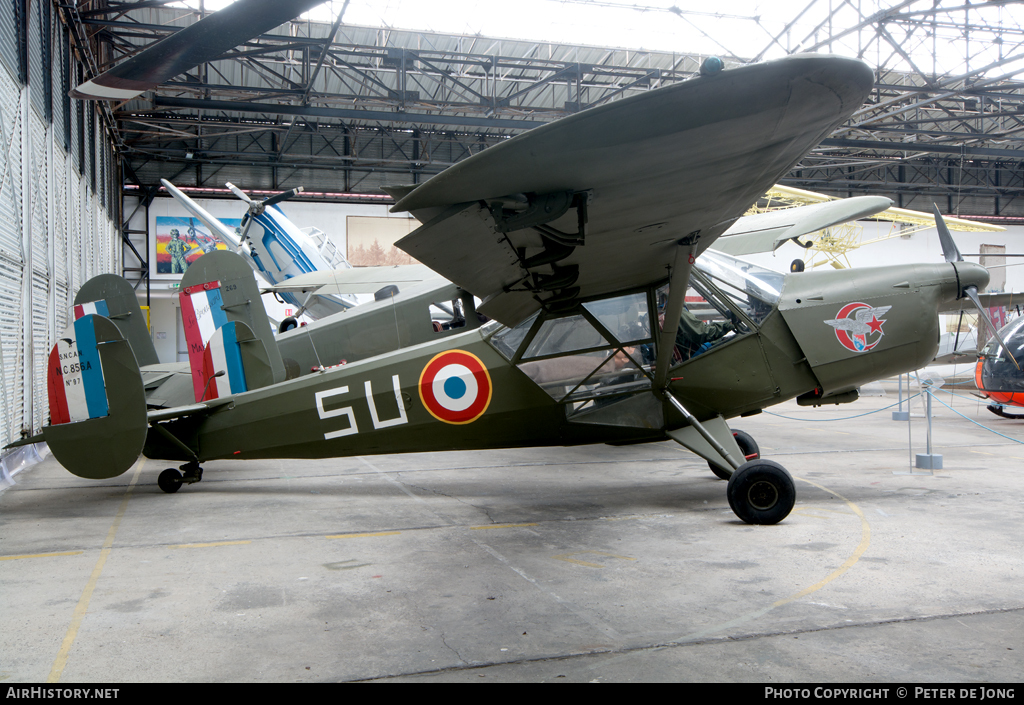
xmin=1 ymin=382 xmax=1022 ymax=683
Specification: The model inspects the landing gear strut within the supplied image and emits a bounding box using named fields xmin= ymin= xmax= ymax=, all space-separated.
xmin=709 ymin=429 xmax=759 ymax=480
xmin=157 ymin=462 xmax=204 ymax=494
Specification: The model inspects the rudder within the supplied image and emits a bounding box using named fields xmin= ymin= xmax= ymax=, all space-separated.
xmin=43 ymin=314 xmax=147 ymax=479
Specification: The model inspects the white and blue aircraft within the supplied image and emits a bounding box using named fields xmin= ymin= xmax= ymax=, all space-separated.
xmin=161 ymin=179 xmax=359 ymax=321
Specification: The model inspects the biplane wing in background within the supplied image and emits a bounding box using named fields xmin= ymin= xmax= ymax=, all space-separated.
xmin=734 ymin=184 xmax=1006 ymax=269
xmin=711 ymin=195 xmax=893 ymax=256
xmin=25 ymin=53 xmax=1011 ymax=527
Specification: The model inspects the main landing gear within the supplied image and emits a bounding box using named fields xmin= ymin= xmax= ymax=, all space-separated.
xmin=664 ymin=391 xmax=795 ymax=525
xmin=708 ymin=429 xmax=759 ymax=480
xmin=726 ymin=458 xmax=796 ymax=525
xmin=157 ymin=462 xmax=204 ymax=494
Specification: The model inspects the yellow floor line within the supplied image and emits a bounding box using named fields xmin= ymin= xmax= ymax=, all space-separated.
xmin=170 ymin=540 xmax=251 ymax=549
xmin=0 ymin=551 xmax=83 ymax=561
xmin=469 ymin=523 xmax=538 ymax=530
xmin=325 ymin=531 xmax=401 ymax=539
xmin=47 ymin=460 xmax=145 ymax=683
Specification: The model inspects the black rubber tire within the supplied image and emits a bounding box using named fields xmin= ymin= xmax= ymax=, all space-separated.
xmin=158 ymin=468 xmax=183 ymax=494
xmin=709 ymin=430 xmax=761 ymax=480
xmin=733 ymin=429 xmax=760 ymax=461
xmin=726 ymin=459 xmax=795 ymax=525
xmin=709 ymin=462 xmax=732 ymax=480
xmin=278 ymin=316 xmax=298 ymax=333
xmin=790 ymin=259 xmax=805 ymax=273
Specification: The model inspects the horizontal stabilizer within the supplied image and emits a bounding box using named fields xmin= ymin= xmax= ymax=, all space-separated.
xmin=265 ymin=264 xmax=442 ymax=296
xmin=43 ymin=314 xmax=147 ymax=479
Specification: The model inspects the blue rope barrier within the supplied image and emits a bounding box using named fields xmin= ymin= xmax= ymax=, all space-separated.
xmin=764 ymin=393 xmax=923 ymax=422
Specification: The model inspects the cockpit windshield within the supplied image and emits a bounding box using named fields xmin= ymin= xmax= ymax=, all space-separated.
xmin=694 ymin=250 xmax=783 ymax=326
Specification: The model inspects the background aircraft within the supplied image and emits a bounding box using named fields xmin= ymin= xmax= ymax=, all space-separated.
xmin=974 ymin=315 xmax=1024 ymax=418
xmin=161 ymin=179 xmax=359 ymax=321
xmin=20 ymin=54 xmax=1009 ymax=528
xmin=729 ymin=184 xmax=1006 ymax=271
xmin=71 ymin=0 xmax=327 ymax=101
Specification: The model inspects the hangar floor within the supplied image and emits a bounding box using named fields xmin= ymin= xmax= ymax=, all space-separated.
xmin=2 ymin=382 xmax=1022 ymax=683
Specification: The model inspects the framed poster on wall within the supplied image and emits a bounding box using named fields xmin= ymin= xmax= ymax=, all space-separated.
xmin=346 ymin=215 xmax=420 ymax=266
xmin=152 ymin=215 xmax=241 ymax=277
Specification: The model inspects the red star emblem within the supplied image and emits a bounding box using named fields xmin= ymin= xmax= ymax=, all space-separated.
xmin=866 ymin=315 xmax=885 ymax=335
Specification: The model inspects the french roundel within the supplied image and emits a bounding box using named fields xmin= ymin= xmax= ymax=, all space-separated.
xmin=419 ymin=350 xmax=492 ymax=425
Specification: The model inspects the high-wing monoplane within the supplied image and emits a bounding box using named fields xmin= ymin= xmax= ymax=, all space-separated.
xmin=18 ymin=54 xmax=1006 ymax=527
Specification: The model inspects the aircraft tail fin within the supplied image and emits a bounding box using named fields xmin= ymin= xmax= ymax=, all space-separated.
xmin=43 ymin=314 xmax=148 ymax=479
xmin=178 ymin=250 xmax=285 ymax=402
xmin=74 ymin=273 xmax=159 ymax=367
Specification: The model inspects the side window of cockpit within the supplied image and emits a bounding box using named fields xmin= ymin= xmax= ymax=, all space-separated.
xmin=430 ymin=298 xmax=466 ymax=333
xmin=670 ymin=283 xmax=748 ymax=361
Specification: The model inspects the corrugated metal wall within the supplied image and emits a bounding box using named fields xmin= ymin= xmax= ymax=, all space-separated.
xmin=0 ymin=0 xmax=119 ymax=449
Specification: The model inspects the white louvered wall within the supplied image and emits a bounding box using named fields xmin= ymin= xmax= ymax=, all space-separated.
xmin=0 ymin=0 xmax=120 ymax=449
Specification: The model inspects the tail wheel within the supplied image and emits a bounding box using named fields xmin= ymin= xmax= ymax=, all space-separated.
xmin=708 ymin=429 xmax=760 ymax=480
xmin=727 ymin=459 xmax=795 ymax=525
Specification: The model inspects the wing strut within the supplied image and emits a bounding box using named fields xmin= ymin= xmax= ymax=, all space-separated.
xmin=652 ymin=237 xmax=699 ymax=391
xmin=652 ymin=237 xmax=744 ymax=475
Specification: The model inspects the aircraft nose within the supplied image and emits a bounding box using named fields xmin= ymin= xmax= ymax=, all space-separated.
xmin=954 ymin=261 xmax=990 ymax=298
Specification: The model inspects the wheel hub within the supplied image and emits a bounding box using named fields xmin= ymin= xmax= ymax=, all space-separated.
xmin=747 ymin=480 xmax=779 ymax=511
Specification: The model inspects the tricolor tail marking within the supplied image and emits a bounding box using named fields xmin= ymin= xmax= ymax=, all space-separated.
xmin=200 ymin=322 xmax=249 ymax=401
xmin=47 ymin=315 xmax=109 ymax=424
xmin=180 ymin=280 xmax=229 ymax=402
xmin=73 ymin=300 xmax=110 ymax=320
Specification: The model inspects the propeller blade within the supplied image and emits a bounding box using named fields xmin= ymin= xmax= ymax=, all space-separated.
xmin=225 ymin=182 xmax=254 ymax=204
xmin=70 ymin=0 xmax=327 ymax=101
xmin=963 ymin=285 xmax=1020 ymax=370
xmin=263 ymin=187 xmax=304 ymax=209
xmin=932 ymin=204 xmax=963 ymax=263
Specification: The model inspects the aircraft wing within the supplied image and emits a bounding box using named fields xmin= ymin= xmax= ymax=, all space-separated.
xmin=940 ymin=292 xmax=1024 ymax=313
xmin=712 ymin=196 xmax=893 ymax=256
xmin=71 ymin=0 xmax=326 ymax=101
xmin=389 ymin=55 xmax=875 ymax=326
xmin=264 ymin=264 xmax=443 ymax=296
xmin=760 ymin=184 xmax=1004 ymax=233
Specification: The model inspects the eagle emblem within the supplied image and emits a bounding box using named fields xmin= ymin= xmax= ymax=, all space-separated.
xmin=824 ymin=303 xmax=891 ymax=352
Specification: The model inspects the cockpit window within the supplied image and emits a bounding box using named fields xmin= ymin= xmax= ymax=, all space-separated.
xmin=694 ymin=250 xmax=783 ymax=326
xmin=486 ymin=292 xmax=655 ymax=403
xmin=523 ymin=314 xmax=609 ymax=359
xmin=582 ymin=292 xmax=651 ymax=345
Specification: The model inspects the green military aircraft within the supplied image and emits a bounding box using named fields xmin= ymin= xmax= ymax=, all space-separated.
xmin=19 ymin=54 xmax=998 ymax=525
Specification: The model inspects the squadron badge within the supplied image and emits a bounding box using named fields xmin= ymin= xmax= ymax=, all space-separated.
xmin=824 ymin=303 xmax=891 ymax=352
